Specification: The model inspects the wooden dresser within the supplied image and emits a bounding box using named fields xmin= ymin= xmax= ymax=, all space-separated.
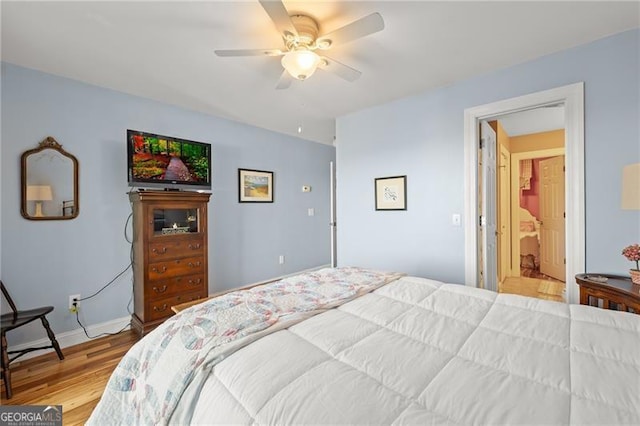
xmin=129 ymin=190 xmax=211 ymax=335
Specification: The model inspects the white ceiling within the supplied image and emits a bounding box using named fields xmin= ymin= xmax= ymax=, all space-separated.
xmin=498 ymin=105 xmax=565 ymax=137
xmin=2 ymin=1 xmax=638 ymax=145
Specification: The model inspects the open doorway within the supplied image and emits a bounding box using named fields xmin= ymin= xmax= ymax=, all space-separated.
xmin=463 ymin=83 xmax=585 ymax=304
xmin=487 ymin=106 xmax=567 ymax=301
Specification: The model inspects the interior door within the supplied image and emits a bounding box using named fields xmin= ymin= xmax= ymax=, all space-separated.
xmin=498 ymin=145 xmax=511 ymax=282
xmin=539 ymin=155 xmax=566 ymax=281
xmin=330 ymin=161 xmax=337 ymax=267
xmin=481 ymin=121 xmax=498 ymax=291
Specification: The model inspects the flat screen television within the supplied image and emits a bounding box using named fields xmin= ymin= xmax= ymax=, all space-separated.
xmin=127 ymin=129 xmax=211 ymax=191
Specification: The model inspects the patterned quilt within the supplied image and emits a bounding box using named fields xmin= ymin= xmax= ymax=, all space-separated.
xmin=87 ymin=267 xmax=404 ymax=425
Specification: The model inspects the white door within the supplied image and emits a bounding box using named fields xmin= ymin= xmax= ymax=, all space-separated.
xmin=481 ymin=121 xmax=498 ymax=291
xmin=539 ymin=156 xmax=565 ymax=281
xmin=498 ymin=145 xmax=511 ymax=282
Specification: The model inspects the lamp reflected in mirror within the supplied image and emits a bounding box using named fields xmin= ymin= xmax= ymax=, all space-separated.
xmin=21 ymin=136 xmax=79 ymax=220
xmin=26 ymin=185 xmax=53 ymax=217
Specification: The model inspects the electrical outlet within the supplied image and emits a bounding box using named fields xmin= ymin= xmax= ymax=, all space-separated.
xmin=69 ymin=294 xmax=81 ymax=313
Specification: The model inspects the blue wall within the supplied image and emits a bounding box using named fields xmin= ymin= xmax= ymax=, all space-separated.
xmin=336 ymin=29 xmax=640 ymax=283
xmin=1 ymin=63 xmax=335 ymax=345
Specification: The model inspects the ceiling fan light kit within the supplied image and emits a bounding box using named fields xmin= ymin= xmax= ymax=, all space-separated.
xmin=281 ymin=49 xmax=321 ymax=80
xmin=214 ymin=0 xmax=384 ymax=88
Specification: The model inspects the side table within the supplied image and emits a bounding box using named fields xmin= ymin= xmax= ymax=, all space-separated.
xmin=575 ymin=273 xmax=640 ymax=314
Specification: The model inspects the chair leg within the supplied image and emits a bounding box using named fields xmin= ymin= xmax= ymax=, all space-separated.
xmin=1 ymin=332 xmax=12 ymax=399
xmin=40 ymin=316 xmax=64 ymax=360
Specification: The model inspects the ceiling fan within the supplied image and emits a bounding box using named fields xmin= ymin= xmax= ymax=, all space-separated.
xmin=214 ymin=0 xmax=384 ymax=89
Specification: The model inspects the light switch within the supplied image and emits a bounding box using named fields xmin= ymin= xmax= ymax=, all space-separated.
xmin=452 ymin=213 xmax=461 ymax=227
xmin=308 ymin=208 xmax=315 ymax=216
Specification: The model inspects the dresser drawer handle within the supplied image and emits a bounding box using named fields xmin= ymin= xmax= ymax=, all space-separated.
xmin=188 ymin=278 xmax=201 ymax=285
xmin=153 ymin=304 xmax=168 ymax=312
xmin=152 ymin=247 xmax=167 ymax=254
xmin=188 ymin=243 xmax=201 ymax=250
xmin=153 ymin=285 xmax=167 ymax=293
xmin=188 ymin=261 xmax=201 ymax=268
xmin=152 ymin=266 xmax=167 ymax=274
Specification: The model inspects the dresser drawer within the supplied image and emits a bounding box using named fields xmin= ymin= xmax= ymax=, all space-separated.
xmin=148 ymin=238 xmax=204 ymax=261
xmin=148 ymin=256 xmax=205 ymax=280
xmin=145 ymin=290 xmax=207 ymax=321
xmin=145 ymin=274 xmax=206 ymax=299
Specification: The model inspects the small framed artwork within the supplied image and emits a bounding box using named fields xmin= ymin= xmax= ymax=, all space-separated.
xmin=62 ymin=200 xmax=75 ymax=217
xmin=239 ymin=168 xmax=274 ymax=203
xmin=375 ymin=175 xmax=407 ymax=211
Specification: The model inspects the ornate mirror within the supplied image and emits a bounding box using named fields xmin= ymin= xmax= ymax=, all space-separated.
xmin=21 ymin=137 xmax=79 ymax=220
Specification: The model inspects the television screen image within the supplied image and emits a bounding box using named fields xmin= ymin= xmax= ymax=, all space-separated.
xmin=127 ymin=130 xmax=211 ymax=190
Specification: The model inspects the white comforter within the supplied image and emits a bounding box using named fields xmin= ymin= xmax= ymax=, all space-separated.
xmin=190 ymin=276 xmax=640 ymax=425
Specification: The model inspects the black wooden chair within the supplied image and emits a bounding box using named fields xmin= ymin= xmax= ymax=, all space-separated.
xmin=1 ymin=280 xmax=64 ymax=399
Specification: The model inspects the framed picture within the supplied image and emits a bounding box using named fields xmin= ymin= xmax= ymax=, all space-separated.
xmin=62 ymin=200 xmax=75 ymax=217
xmin=375 ymin=175 xmax=407 ymax=210
xmin=239 ymin=168 xmax=274 ymax=203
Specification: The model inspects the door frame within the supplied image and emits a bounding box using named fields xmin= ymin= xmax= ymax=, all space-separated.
xmin=463 ymin=82 xmax=584 ymax=303
xmin=330 ymin=161 xmax=337 ymax=267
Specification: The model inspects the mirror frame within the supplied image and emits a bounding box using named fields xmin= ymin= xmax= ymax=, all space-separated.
xmin=21 ymin=136 xmax=80 ymax=220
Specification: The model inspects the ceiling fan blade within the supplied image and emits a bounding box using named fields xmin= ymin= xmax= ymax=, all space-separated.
xmin=259 ymin=0 xmax=298 ymax=39
xmin=317 ymin=13 xmax=384 ymax=47
xmin=214 ymin=49 xmax=283 ymax=57
xmin=275 ymin=70 xmax=293 ymax=90
xmin=318 ymin=56 xmax=362 ymax=82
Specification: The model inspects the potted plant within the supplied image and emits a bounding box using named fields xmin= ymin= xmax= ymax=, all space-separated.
xmin=622 ymin=244 xmax=640 ymax=284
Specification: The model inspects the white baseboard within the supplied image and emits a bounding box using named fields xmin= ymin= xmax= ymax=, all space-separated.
xmin=10 ymin=316 xmax=131 ymax=362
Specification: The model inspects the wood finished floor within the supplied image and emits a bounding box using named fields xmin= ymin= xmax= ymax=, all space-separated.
xmin=0 ymin=278 xmax=565 ymax=425
xmin=0 ymin=330 xmax=138 ymax=425
xmin=500 ymin=275 xmax=566 ymax=303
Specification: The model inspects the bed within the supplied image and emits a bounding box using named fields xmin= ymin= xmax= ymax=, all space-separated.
xmin=88 ymin=267 xmax=640 ymax=425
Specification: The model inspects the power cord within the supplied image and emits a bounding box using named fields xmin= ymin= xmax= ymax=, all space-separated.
xmin=74 ymin=307 xmax=132 ymax=339
xmin=75 ymin=257 xmax=132 ymax=303
xmin=124 ymin=208 xmax=134 ymax=244
xmin=73 ymin=209 xmax=135 ymax=339
xmin=73 ymin=262 xmax=134 ymax=338
xmin=76 ymin=212 xmax=133 ymax=304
